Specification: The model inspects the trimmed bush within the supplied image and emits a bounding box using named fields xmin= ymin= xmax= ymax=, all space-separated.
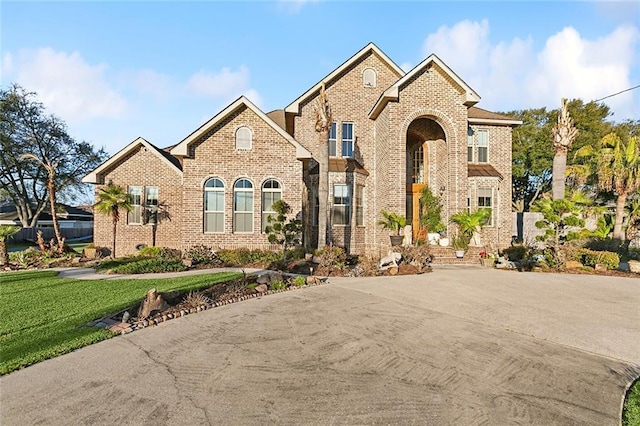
xmin=216 ymin=248 xmax=280 ymax=266
xmin=502 ymin=245 xmax=530 ymax=262
xmin=582 ymin=249 xmax=620 ymax=270
xmin=314 ymin=246 xmax=347 ymax=269
xmin=185 ymin=245 xmax=219 ymax=265
xmin=108 ymin=258 xmax=188 ymax=274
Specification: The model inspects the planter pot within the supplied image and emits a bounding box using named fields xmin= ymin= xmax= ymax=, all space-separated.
xmin=427 ymin=233 xmax=440 ymax=244
xmin=455 ymin=250 xmax=465 ymax=258
xmin=438 ymin=238 xmax=450 ymax=247
xmin=390 ymin=235 xmax=404 ymax=246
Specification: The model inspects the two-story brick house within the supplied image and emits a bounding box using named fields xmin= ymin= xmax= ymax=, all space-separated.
xmin=83 ymin=43 xmax=520 ymax=257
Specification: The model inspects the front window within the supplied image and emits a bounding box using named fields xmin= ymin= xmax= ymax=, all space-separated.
xmin=128 ymin=186 xmax=142 ymax=224
xmin=478 ymin=187 xmax=493 ymax=226
xmin=333 ymin=184 xmax=350 ymax=225
xmin=467 ymin=127 xmax=474 ymax=162
xmin=328 ymin=122 xmax=337 ymax=157
xmin=204 ymin=178 xmax=225 ymax=233
xmin=145 ymin=186 xmax=159 ymax=225
xmin=261 ymin=179 xmax=282 ymax=232
xmin=233 ymin=179 xmax=254 ymax=232
xmin=342 ymin=122 xmax=354 ymax=157
xmin=356 ymin=185 xmax=364 ymax=226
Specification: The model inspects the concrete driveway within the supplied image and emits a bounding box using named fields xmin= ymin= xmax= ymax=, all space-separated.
xmin=1 ymin=266 xmax=639 ymax=425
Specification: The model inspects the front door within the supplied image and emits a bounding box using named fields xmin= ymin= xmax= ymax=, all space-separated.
xmin=406 ymin=142 xmax=427 ymax=239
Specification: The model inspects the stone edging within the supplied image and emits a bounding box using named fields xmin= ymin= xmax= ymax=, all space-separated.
xmin=102 ymin=277 xmax=329 ymax=335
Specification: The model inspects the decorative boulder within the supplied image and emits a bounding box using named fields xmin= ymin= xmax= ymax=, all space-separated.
xmin=565 ymin=261 xmax=583 ymax=269
xmin=628 ymin=260 xmax=640 ymax=274
xmin=254 ymin=284 xmax=268 ymax=293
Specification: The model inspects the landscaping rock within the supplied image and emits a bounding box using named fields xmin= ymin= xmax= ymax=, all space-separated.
xmin=254 ymin=284 xmax=268 ymax=293
xmin=594 ymin=264 xmax=607 ymax=272
xmin=138 ymin=289 xmax=168 ymax=319
xmin=388 ymin=266 xmax=399 ymax=275
xmin=306 ymin=276 xmax=321 ymax=285
xmin=628 ymin=260 xmax=640 ymax=274
xmin=565 ymin=261 xmax=583 ymax=269
xmin=257 ymin=273 xmax=272 ymax=284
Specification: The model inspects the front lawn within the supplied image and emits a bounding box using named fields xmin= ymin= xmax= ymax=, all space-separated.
xmin=0 ymin=270 xmax=240 ymax=375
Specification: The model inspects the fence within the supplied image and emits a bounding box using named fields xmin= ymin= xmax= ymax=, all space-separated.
xmin=12 ymin=226 xmax=93 ymax=243
xmin=512 ymin=212 xmax=597 ymax=246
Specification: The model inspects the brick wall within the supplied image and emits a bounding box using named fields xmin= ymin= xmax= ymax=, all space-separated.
xmin=95 ymin=146 xmax=183 ymax=256
xmin=180 ymin=105 xmax=304 ymax=252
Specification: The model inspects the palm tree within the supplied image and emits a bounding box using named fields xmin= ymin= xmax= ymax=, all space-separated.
xmin=314 ymin=83 xmax=332 ymax=248
xmin=20 ymin=153 xmax=65 ymax=253
xmin=94 ymin=184 xmax=132 ymax=258
xmin=551 ymin=99 xmax=579 ymax=200
xmin=576 ymin=134 xmax=640 ymax=240
xmin=0 ymin=225 xmax=20 ymax=266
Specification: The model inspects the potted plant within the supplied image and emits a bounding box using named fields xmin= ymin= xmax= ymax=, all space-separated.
xmin=378 ymin=210 xmax=407 ymax=246
xmin=450 ymin=208 xmax=491 ymax=246
xmin=419 ymin=186 xmax=446 ymax=245
xmin=452 ymin=233 xmax=468 ymax=258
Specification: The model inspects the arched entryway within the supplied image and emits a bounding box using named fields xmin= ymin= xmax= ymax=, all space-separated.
xmin=406 ymin=117 xmax=447 ymax=239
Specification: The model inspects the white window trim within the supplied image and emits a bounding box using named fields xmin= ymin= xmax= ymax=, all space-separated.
xmin=233 ymin=178 xmax=254 ymax=233
xmin=476 ymin=129 xmax=489 ymax=163
xmin=128 ymin=186 xmax=143 ymax=225
xmin=332 ymin=183 xmax=351 ymax=226
xmin=261 ymin=178 xmax=282 ymax=233
xmin=204 ymin=177 xmax=225 ymax=234
xmin=329 ymin=122 xmax=337 ymax=157
xmin=363 ymin=68 xmax=377 ymax=88
xmin=341 ymin=122 xmax=354 ymax=158
xmin=235 ymin=126 xmax=253 ymax=151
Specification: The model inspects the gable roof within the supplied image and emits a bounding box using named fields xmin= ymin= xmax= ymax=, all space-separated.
xmin=285 ymin=42 xmax=405 ymax=114
xmin=170 ymin=96 xmax=311 ymax=159
xmin=82 ymin=137 xmax=182 ymax=184
xmin=468 ymin=106 xmax=522 ymax=126
xmin=369 ymin=54 xmax=481 ymax=120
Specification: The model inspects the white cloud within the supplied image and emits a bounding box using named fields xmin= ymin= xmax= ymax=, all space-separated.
xmin=276 ymin=0 xmax=319 ymax=14
xmin=185 ymin=66 xmax=262 ymax=106
xmin=2 ymin=48 xmax=128 ymax=124
xmin=421 ymin=21 xmax=639 ymax=120
xmin=400 ymin=62 xmax=413 ymax=73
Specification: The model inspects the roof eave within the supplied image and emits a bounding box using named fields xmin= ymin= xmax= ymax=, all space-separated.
xmin=468 ymin=118 xmax=523 ymax=126
xmin=285 ymin=43 xmax=405 ymax=115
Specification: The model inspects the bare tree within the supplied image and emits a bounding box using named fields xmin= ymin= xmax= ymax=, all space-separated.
xmin=551 ymin=99 xmax=579 ymax=200
xmin=314 ymin=83 xmax=332 ymax=248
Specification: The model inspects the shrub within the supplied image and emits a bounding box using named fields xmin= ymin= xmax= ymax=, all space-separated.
xmin=354 ymin=255 xmax=380 ymax=277
xmin=582 ymin=249 xmax=620 ymax=270
xmin=395 ymin=245 xmax=432 ymax=269
xmin=216 ymin=248 xmax=280 ymax=266
xmin=269 ymin=280 xmax=286 ymax=291
xmin=502 ymin=245 xmax=530 ymax=262
xmin=138 ymin=246 xmax=163 ymax=257
xmin=183 ymin=291 xmax=212 ymax=309
xmin=628 ymin=248 xmax=640 ymax=261
xmin=314 ymin=246 xmax=347 ymax=269
xmin=292 ymin=276 xmax=306 ymax=287
xmin=185 ymin=245 xmax=219 ymax=265
xmin=108 ymin=258 xmax=188 ymax=274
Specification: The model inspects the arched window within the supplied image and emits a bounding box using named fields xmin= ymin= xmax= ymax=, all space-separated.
xmin=233 ymin=178 xmax=254 ymax=232
xmin=363 ymin=68 xmax=377 ymax=88
xmin=204 ymin=178 xmax=224 ymax=233
xmin=262 ymin=179 xmax=282 ymax=232
xmin=235 ymin=126 xmax=252 ymax=150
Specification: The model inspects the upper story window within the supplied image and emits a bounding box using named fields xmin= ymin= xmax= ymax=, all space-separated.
xmin=261 ymin=179 xmax=282 ymax=232
xmin=128 ymin=186 xmax=142 ymax=225
xmin=342 ymin=122 xmax=354 ymax=157
xmin=235 ymin=126 xmax=252 ymax=150
xmin=477 ymin=130 xmax=488 ymax=162
xmin=328 ymin=122 xmax=337 ymax=157
xmin=233 ymin=178 xmax=254 ymax=233
xmin=467 ymin=128 xmax=489 ymax=163
xmin=467 ymin=127 xmax=474 ymax=162
xmin=204 ymin=178 xmax=225 ymax=233
xmin=363 ymin=68 xmax=377 ymax=88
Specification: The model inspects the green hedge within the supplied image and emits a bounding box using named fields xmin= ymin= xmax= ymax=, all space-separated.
xmin=565 ymin=247 xmax=620 ymax=270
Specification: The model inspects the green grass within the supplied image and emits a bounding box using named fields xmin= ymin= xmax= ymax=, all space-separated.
xmin=0 ymin=270 xmax=240 ymax=375
xmin=623 ymin=378 xmax=640 ymax=426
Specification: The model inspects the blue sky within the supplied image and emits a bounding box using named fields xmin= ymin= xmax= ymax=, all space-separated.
xmin=2 ymin=1 xmax=639 ymax=155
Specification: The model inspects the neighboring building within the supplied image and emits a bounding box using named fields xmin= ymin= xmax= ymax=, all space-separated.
xmin=0 ymin=202 xmax=94 ymax=242
xmin=83 ymin=43 xmax=521 ymax=257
